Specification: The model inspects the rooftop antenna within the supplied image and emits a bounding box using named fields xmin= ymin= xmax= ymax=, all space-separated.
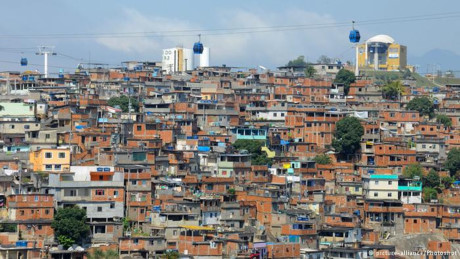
xmin=36 ymin=46 xmax=56 ymax=78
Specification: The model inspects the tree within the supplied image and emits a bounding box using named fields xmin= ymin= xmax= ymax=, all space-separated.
xmin=332 ymin=117 xmax=364 ymax=158
xmin=436 ymin=114 xmax=452 ymax=128
xmin=314 ymin=154 xmax=332 ymax=165
xmin=233 ymin=140 xmax=272 ymax=166
xmin=162 ymin=250 xmax=180 ymax=259
xmin=445 ymin=148 xmax=460 ymax=177
xmin=441 ymin=176 xmax=455 ymax=189
xmin=402 ymin=69 xmax=412 ymax=79
xmin=424 ymin=169 xmax=440 ymax=188
xmin=108 ymin=95 xmax=139 ymax=113
xmin=403 ymin=164 xmax=424 ymax=179
xmin=423 ymin=187 xmax=438 ymax=202
xmin=334 ymin=69 xmax=356 ymax=95
xmin=305 ymin=65 xmax=316 ymax=78
xmin=286 ymin=56 xmax=307 ymax=68
xmin=87 ymin=249 xmax=118 ymax=259
xmin=317 ymin=55 xmax=332 ymax=64
xmin=382 ymin=81 xmax=404 ymax=100
xmin=406 ymin=97 xmax=435 ymax=118
xmin=51 ymin=206 xmax=90 ymax=248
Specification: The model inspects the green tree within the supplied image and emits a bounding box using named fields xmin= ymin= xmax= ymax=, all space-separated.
xmin=0 ymin=223 xmax=17 ymax=232
xmin=332 ymin=117 xmax=364 ymax=158
xmin=334 ymin=69 xmax=356 ymax=95
xmin=382 ymin=81 xmax=404 ymax=100
xmin=436 ymin=114 xmax=452 ymax=127
xmin=162 ymin=250 xmax=180 ymax=259
xmin=423 ymin=187 xmax=438 ymax=202
xmin=108 ymin=95 xmax=139 ymax=113
xmin=305 ymin=65 xmax=316 ymax=78
xmin=403 ymin=164 xmax=424 ymax=179
xmin=87 ymin=249 xmax=118 ymax=259
xmin=402 ymin=69 xmax=412 ymax=79
xmin=51 ymin=206 xmax=90 ymax=248
xmin=314 ymin=154 xmax=332 ymax=165
xmin=406 ymin=97 xmax=435 ymax=118
xmin=286 ymin=56 xmax=307 ymax=68
xmin=232 ymin=140 xmax=272 ymax=166
xmin=423 ymin=169 xmax=440 ymax=188
xmin=317 ymin=55 xmax=332 ymax=64
xmin=441 ymin=176 xmax=455 ymax=189
xmin=445 ymin=148 xmax=460 ymax=177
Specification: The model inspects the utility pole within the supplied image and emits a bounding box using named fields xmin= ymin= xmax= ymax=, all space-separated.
xmin=36 ymin=46 xmax=56 ymax=78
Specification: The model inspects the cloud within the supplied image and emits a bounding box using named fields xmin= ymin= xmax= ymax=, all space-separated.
xmin=95 ymin=8 xmax=350 ymax=68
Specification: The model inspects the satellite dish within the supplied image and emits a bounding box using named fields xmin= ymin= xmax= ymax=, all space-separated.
xmin=259 ymin=66 xmax=267 ymax=70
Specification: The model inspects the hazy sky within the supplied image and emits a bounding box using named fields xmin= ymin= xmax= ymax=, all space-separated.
xmin=1 ymin=0 xmax=459 ymax=74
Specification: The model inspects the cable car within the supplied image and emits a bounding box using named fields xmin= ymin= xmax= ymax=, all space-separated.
xmin=20 ymin=58 xmax=28 ymax=66
xmin=349 ymin=21 xmax=361 ymax=43
xmin=193 ymin=34 xmax=204 ymax=54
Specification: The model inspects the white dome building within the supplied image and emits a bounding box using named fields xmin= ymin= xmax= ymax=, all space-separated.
xmin=357 ymin=34 xmax=407 ymax=72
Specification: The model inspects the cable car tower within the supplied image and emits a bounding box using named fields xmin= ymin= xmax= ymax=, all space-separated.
xmin=36 ymin=46 xmax=56 ymax=78
xmin=349 ymin=21 xmax=361 ymax=76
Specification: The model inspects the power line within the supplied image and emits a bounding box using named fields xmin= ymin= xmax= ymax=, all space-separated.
xmin=0 ymin=11 xmax=459 ymax=39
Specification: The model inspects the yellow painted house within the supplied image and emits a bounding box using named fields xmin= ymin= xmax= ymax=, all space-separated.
xmin=29 ymin=148 xmax=70 ymax=172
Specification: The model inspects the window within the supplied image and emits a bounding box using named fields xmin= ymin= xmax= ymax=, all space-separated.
xmin=58 ymin=152 xmax=66 ymax=158
xmin=114 ymin=190 xmax=119 ymax=197
xmin=388 ymin=181 xmax=392 ymax=185
xmin=34 ymin=196 xmax=39 ymax=201
xmin=373 ymin=193 xmax=378 ymax=197
xmin=137 ymin=125 xmax=142 ymax=131
xmin=133 ymin=239 xmax=139 ymax=245
xmin=374 ymin=181 xmax=379 ymax=185
xmin=206 ymin=184 xmax=213 ymax=190
xmin=65 ymin=190 xmax=77 ymax=197
xmin=45 ymin=209 xmax=49 ymax=215
xmin=20 ymin=210 xmax=24 ymax=216
xmin=388 ymin=193 xmax=392 ymax=197
xmin=273 ymin=113 xmax=277 ymax=117
xmin=95 ymin=190 xmax=105 ymax=196
xmin=45 ymin=165 xmax=53 ymax=170
xmin=131 ymin=180 xmax=137 ymax=185
xmin=45 ymin=152 xmax=52 ymax=159
xmin=110 ymin=203 xmax=115 ymax=209
xmin=45 ymin=134 xmax=50 ymax=139
xmin=55 ymin=165 xmax=61 ymax=170
xmin=97 ymin=207 xmax=102 ymax=212
xmin=142 ymin=180 xmax=147 ymax=186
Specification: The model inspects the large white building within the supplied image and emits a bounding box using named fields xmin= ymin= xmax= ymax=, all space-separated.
xmin=162 ymin=46 xmax=210 ymax=74
xmin=162 ymin=47 xmax=194 ymax=74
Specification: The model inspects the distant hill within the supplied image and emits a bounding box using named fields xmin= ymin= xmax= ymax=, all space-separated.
xmin=409 ymin=49 xmax=460 ymax=76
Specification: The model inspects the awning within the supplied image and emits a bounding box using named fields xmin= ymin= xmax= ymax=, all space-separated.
xmin=180 ymin=225 xmax=214 ymax=231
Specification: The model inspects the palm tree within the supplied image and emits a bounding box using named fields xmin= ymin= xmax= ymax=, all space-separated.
xmin=382 ymin=81 xmax=404 ymax=100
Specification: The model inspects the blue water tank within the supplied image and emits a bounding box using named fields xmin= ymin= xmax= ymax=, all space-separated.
xmin=16 ymin=241 xmax=27 ymax=247
xmin=20 ymin=58 xmax=28 ymax=66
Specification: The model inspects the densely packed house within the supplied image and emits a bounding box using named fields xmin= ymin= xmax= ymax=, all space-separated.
xmin=0 ymin=63 xmax=459 ymax=259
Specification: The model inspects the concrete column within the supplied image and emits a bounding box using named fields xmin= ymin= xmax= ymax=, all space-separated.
xmin=374 ymin=45 xmax=379 ymax=70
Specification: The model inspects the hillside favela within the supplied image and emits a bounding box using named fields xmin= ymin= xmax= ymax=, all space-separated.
xmin=1 ymin=2 xmax=460 ymax=259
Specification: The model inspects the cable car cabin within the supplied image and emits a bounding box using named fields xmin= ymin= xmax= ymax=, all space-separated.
xmin=193 ymin=42 xmax=204 ymax=54
xmin=349 ymin=30 xmax=361 ymax=43
xmin=20 ymin=58 xmax=28 ymax=66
